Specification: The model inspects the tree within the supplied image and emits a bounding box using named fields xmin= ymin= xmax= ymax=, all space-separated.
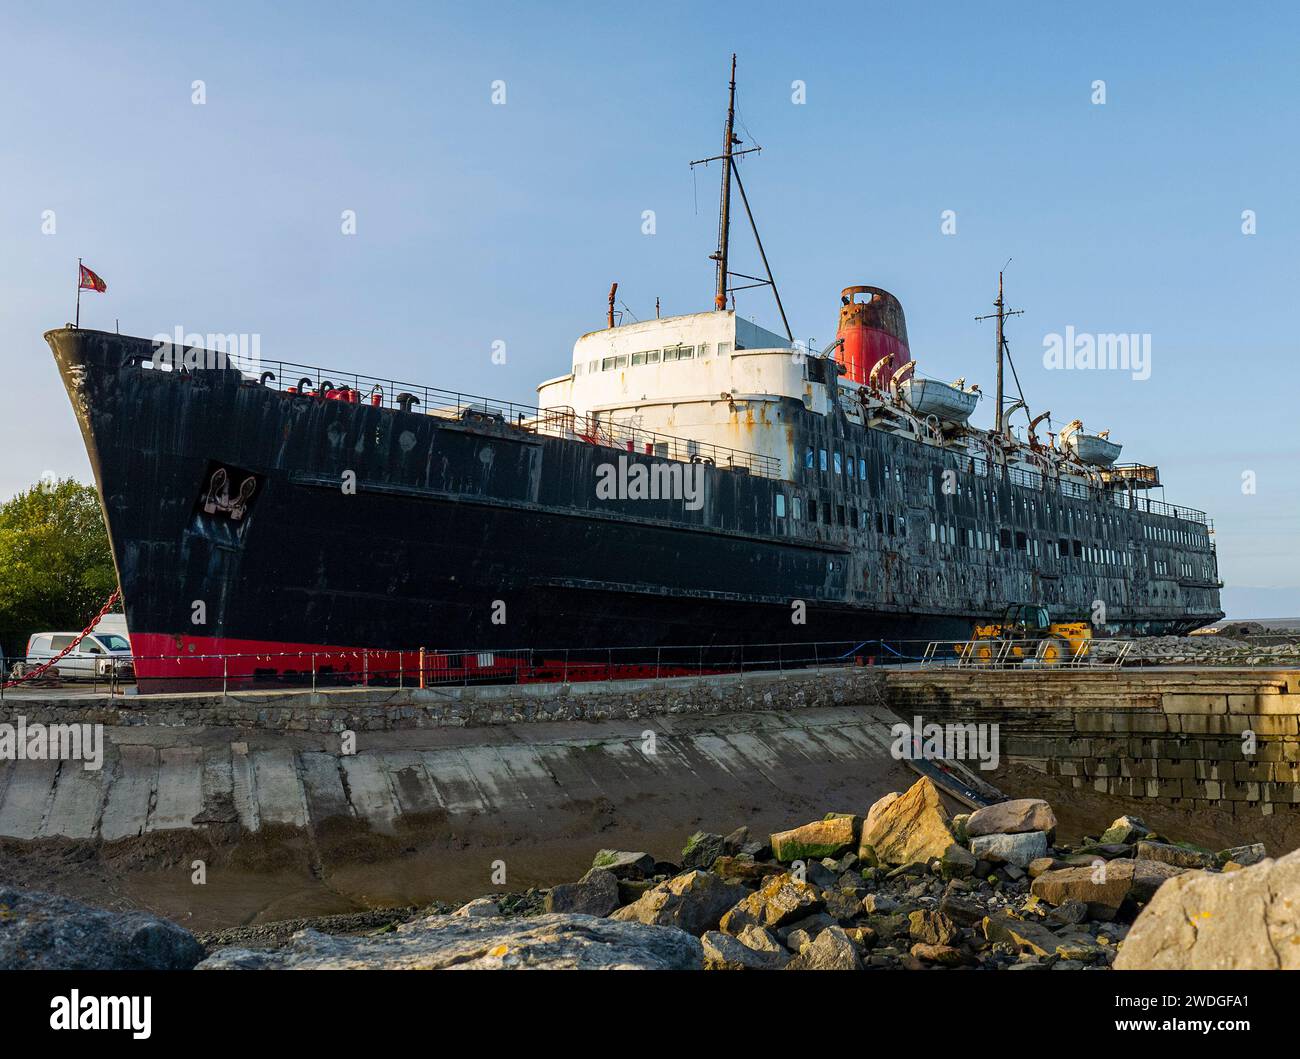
xmin=0 ymin=478 xmax=119 ymax=660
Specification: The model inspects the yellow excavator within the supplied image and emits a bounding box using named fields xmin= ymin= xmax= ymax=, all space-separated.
xmin=957 ymin=603 xmax=1093 ymax=667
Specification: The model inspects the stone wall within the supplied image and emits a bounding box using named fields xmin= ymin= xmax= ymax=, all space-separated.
xmin=2 ymin=665 xmax=886 ymax=733
xmin=886 ymin=668 xmax=1300 ymax=817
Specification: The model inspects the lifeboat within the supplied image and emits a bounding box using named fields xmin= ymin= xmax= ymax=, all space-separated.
xmin=894 ymin=363 xmax=978 ymax=424
xmin=1061 ymin=419 xmax=1122 ymax=466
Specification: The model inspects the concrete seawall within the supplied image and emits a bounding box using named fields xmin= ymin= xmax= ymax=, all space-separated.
xmin=0 ymin=668 xmax=911 ymax=925
xmin=887 ymin=667 xmax=1300 ymax=816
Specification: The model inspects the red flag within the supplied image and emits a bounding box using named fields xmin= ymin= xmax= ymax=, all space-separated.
xmin=78 ymin=264 xmax=107 ymax=293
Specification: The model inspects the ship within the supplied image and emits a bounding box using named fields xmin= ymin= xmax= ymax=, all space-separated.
xmin=45 ymin=58 xmax=1222 ymax=691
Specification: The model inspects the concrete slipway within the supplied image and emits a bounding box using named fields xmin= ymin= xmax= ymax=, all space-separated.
xmin=0 ymin=691 xmax=914 ymax=927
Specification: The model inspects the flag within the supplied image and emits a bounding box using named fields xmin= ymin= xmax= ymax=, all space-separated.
xmin=78 ymin=264 xmax=107 ymax=293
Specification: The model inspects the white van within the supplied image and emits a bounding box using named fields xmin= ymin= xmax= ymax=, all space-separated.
xmin=22 ymin=627 xmax=135 ymax=682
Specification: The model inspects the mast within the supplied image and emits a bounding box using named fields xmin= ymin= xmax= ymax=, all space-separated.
xmin=714 ymin=54 xmax=737 ymax=311
xmin=994 ymin=272 xmax=1005 ymax=434
xmin=689 ymin=55 xmax=792 ymax=340
xmin=976 ymin=269 xmax=1022 ymax=435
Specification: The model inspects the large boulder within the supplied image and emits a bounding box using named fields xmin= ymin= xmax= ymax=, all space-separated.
xmin=770 ymin=815 xmax=857 ymax=862
xmin=545 ymin=868 xmax=621 ymax=917
xmin=701 ymin=930 xmax=788 ymax=970
xmin=966 ymin=798 xmax=1057 ymax=839
xmin=610 ymin=870 xmax=747 ymax=936
xmin=590 ymin=850 xmax=657 ymax=879
xmin=1130 ymin=859 xmax=1188 ymax=903
xmin=982 ymin=913 xmax=1062 ymax=958
xmin=0 ymin=888 xmax=204 ymax=971
xmin=1115 ymin=850 xmax=1300 ymax=969
xmin=1098 ymin=814 xmax=1151 ymax=845
xmin=720 ymin=873 xmax=824 ymax=935
xmin=681 ymin=831 xmax=726 ymax=870
xmin=859 ymin=776 xmax=956 ymax=866
xmin=785 ymin=926 xmax=863 ymax=970
xmin=970 ymin=831 xmax=1049 ymax=868
xmin=1030 ymin=860 xmax=1136 ymax=920
xmin=198 ymin=913 xmax=703 ymax=970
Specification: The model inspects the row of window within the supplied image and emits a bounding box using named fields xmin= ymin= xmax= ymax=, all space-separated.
xmin=771 ymin=492 xmax=1215 ymax=580
xmin=573 ymin=342 xmax=734 ymax=377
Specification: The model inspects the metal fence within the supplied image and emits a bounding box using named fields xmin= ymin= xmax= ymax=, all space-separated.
xmin=919 ymin=637 xmax=1133 ymax=670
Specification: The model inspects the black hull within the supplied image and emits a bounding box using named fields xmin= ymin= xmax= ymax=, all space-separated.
xmin=45 ymin=327 xmax=1222 ymax=690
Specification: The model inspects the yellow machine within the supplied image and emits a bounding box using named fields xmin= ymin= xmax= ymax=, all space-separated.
xmin=957 ymin=603 xmax=1093 ymax=666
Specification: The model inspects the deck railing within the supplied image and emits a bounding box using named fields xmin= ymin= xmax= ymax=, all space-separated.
xmin=203 ymin=352 xmax=784 ymax=479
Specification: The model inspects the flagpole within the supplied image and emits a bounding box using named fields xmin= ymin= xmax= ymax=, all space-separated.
xmin=75 ymin=258 xmax=82 ymax=329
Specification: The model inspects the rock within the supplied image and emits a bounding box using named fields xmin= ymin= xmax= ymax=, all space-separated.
xmin=198 ymin=913 xmax=704 ymax=970
xmin=776 ymin=912 xmax=835 ymax=944
xmin=982 ymin=914 xmax=1062 ymax=958
xmin=702 ymin=930 xmax=788 ymax=970
xmin=859 ymin=776 xmax=956 ymax=867
xmin=452 ymin=898 xmax=501 ymax=918
xmin=544 ymin=869 xmax=620 ymax=917
xmin=823 ymin=889 xmax=865 ymax=922
xmin=951 ymin=813 xmax=970 ymax=844
xmin=1030 ymin=860 xmax=1136 ymax=920
xmin=785 ymin=928 xmax=816 ymax=952
xmin=1217 ymin=842 xmax=1266 ymax=867
xmin=721 ymin=826 xmax=751 ymax=855
xmin=711 ymin=856 xmax=786 ymax=885
xmin=610 ymin=870 xmax=747 ymax=936
xmin=719 ymin=873 xmax=824 ymax=935
xmin=866 ymin=912 xmax=912 ymax=942
xmin=785 ymin=926 xmax=863 ymax=970
xmin=1027 ymin=856 xmax=1067 ymax=878
xmin=0 ymin=888 xmax=204 ymax=971
xmin=1044 ymin=899 xmax=1088 ymax=926
xmin=1130 ymin=858 xmax=1188 ymax=902
xmin=941 ymin=843 xmax=978 ymax=880
xmin=590 ymin=850 xmax=657 ymax=879
xmin=970 ymin=831 xmax=1048 ymax=868
xmin=864 ymin=791 xmax=902 ymax=836
xmin=1135 ymin=840 xmax=1215 ymax=870
xmin=617 ymin=879 xmax=656 ymax=904
xmin=966 ymin=798 xmax=1057 ymax=839
xmin=1098 ymin=814 xmax=1152 ymax=845
xmin=736 ymin=924 xmax=786 ymax=956
xmin=771 ymin=816 xmax=857 ymax=862
xmin=862 ymin=893 xmax=898 ymax=914
xmin=844 ymin=925 xmax=878 ymax=949
xmin=910 ymin=942 xmax=969 ymax=967
xmin=681 ymin=831 xmax=726 ymax=870
xmin=1116 ymin=850 xmax=1300 ymax=969
xmin=939 ymin=892 xmax=985 ymax=926
xmin=908 ymin=909 xmax=958 ymax=946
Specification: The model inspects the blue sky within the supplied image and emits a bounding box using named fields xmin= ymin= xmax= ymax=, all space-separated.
xmin=1 ymin=1 xmax=1296 ymax=615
